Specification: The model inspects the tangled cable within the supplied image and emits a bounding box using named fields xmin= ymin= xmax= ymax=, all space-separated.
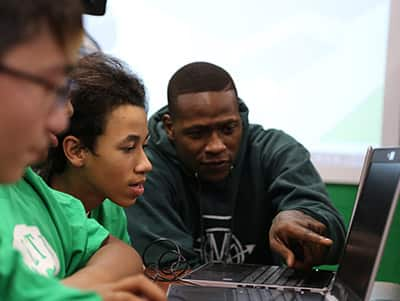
xmin=143 ymin=238 xmax=191 ymax=282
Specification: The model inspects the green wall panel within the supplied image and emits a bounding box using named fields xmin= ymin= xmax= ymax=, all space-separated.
xmin=326 ymin=184 xmax=400 ymax=283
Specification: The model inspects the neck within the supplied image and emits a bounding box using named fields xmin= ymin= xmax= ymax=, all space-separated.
xmin=50 ymin=168 xmax=104 ymax=212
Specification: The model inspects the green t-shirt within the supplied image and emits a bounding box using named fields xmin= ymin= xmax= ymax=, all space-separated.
xmin=50 ymin=190 xmax=131 ymax=245
xmin=0 ymin=168 xmax=109 ymax=300
xmin=90 ymin=199 xmax=131 ymax=245
xmin=0 ymin=240 xmax=101 ymax=300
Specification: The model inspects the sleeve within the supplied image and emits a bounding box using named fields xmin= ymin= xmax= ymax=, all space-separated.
xmin=0 ymin=239 xmax=101 ymax=301
xmin=54 ymin=191 xmax=110 ymax=275
xmin=261 ymin=131 xmax=346 ymax=264
xmin=92 ymin=200 xmax=132 ymax=245
xmin=125 ymin=152 xmax=200 ymax=267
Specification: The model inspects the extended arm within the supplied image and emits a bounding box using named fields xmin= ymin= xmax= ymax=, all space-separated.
xmin=61 ymin=235 xmax=168 ymax=300
xmin=62 ymin=235 xmax=143 ymax=289
xmin=261 ymin=132 xmax=346 ymax=268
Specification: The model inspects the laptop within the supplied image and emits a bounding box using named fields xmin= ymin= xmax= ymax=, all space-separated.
xmin=181 ymin=147 xmax=400 ymax=300
xmin=167 ymin=285 xmax=326 ymax=301
xmin=166 ymin=283 xmax=389 ymax=301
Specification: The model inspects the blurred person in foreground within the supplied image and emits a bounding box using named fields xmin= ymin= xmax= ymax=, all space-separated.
xmin=0 ymin=1 xmax=165 ymax=300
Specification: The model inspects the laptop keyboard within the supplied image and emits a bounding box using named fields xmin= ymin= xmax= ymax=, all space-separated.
xmin=234 ymin=287 xmax=325 ymax=301
xmin=167 ymin=284 xmax=326 ymax=301
xmin=241 ymin=266 xmax=333 ymax=289
xmin=244 ymin=266 xmax=279 ymax=284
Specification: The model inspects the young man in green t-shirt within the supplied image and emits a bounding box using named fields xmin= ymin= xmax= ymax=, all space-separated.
xmin=0 ymin=1 xmax=165 ymax=300
xmin=37 ymin=53 xmax=153 ymax=246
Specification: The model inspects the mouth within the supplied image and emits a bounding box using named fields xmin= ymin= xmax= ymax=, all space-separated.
xmin=201 ymin=160 xmax=230 ymax=167
xmin=197 ymin=160 xmax=232 ymax=182
xmin=200 ymin=160 xmax=231 ymax=173
xmin=128 ymin=181 xmax=145 ymax=197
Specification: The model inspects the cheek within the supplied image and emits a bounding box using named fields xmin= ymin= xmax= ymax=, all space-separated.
xmin=175 ymin=141 xmax=206 ymax=170
xmin=227 ymin=133 xmax=242 ymax=152
xmin=89 ymin=162 xmax=126 ymax=195
xmin=0 ymin=83 xmax=52 ymax=150
xmin=0 ymin=104 xmax=44 ymax=144
xmin=101 ymin=160 xmax=128 ymax=178
xmin=177 ymin=139 xmax=202 ymax=158
xmin=100 ymin=154 xmax=137 ymax=181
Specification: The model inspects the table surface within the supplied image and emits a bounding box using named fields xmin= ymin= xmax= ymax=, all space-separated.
xmin=371 ymin=281 xmax=400 ymax=300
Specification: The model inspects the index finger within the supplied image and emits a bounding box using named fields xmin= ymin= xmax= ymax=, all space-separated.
xmin=270 ymin=237 xmax=296 ymax=267
xmin=284 ymin=223 xmax=333 ymax=247
xmin=302 ymin=228 xmax=333 ymax=246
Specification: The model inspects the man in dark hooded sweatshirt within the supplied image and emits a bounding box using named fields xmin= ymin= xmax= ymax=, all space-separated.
xmin=126 ymin=62 xmax=346 ymax=270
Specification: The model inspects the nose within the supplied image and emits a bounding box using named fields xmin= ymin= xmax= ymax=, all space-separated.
xmin=135 ymin=148 xmax=152 ymax=174
xmin=47 ymin=103 xmax=69 ymax=137
xmin=204 ymin=131 xmax=226 ymax=154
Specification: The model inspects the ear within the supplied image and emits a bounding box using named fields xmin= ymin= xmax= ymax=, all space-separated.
xmin=162 ymin=113 xmax=175 ymax=141
xmin=62 ymin=135 xmax=88 ymax=168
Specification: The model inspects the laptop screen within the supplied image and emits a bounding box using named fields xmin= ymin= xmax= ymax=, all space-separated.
xmin=334 ymin=148 xmax=400 ymax=300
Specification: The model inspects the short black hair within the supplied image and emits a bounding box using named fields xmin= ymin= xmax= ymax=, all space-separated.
xmin=167 ymin=62 xmax=238 ymax=116
xmin=0 ymin=0 xmax=83 ymax=58
xmin=40 ymin=52 xmax=147 ymax=182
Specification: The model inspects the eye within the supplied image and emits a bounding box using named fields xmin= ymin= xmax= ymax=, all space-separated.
xmin=221 ymin=123 xmax=237 ymax=135
xmin=187 ymin=131 xmax=203 ymax=139
xmin=121 ymin=145 xmax=136 ymax=153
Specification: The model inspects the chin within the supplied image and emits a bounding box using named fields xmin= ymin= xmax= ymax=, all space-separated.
xmin=129 ymin=198 xmax=138 ymax=206
xmin=201 ymin=172 xmax=230 ymax=183
xmin=117 ymin=197 xmax=137 ymax=208
xmin=35 ymin=150 xmax=50 ymax=164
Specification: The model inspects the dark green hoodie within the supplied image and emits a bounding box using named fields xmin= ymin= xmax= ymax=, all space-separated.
xmin=126 ymin=100 xmax=346 ymax=267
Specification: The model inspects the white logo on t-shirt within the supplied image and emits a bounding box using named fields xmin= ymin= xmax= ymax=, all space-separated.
xmin=13 ymin=224 xmax=60 ymax=277
xmin=195 ymin=215 xmax=256 ymax=264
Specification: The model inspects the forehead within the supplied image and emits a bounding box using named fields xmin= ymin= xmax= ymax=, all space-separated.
xmin=173 ymin=90 xmax=240 ymax=127
xmin=2 ymin=26 xmax=73 ymax=74
xmin=103 ymin=104 xmax=148 ymax=138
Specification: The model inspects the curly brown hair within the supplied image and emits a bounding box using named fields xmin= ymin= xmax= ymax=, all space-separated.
xmin=39 ymin=52 xmax=147 ymax=182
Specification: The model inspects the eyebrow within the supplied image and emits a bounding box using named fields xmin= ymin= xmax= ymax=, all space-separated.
xmin=184 ymin=119 xmax=240 ymax=131
xmin=121 ymin=133 xmax=150 ymax=144
xmin=121 ymin=135 xmax=140 ymax=144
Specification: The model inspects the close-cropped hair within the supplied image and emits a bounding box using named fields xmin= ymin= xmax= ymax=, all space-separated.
xmin=0 ymin=0 xmax=83 ymax=59
xmin=40 ymin=52 xmax=147 ymax=182
xmin=167 ymin=61 xmax=238 ymax=117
